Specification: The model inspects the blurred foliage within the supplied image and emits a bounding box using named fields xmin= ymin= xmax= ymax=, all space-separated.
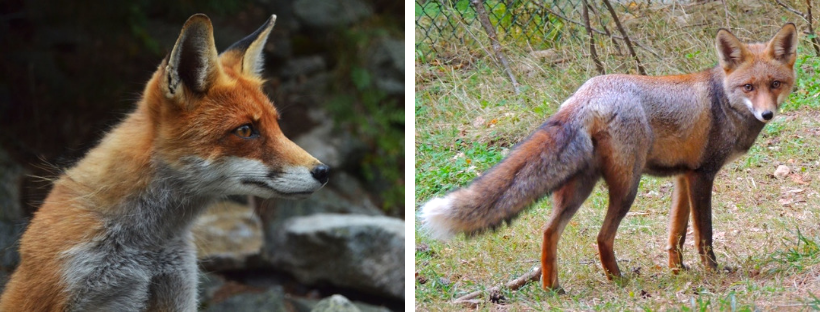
xmin=328 ymin=21 xmax=405 ymax=214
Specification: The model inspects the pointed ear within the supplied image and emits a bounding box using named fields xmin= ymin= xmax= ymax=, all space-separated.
xmin=715 ymin=28 xmax=750 ymax=72
xmin=219 ymin=15 xmax=276 ymax=77
xmin=766 ymin=23 xmax=798 ymax=67
xmin=162 ymin=14 xmax=221 ymax=99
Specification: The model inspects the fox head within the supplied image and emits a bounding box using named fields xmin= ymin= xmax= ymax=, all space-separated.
xmin=715 ymin=23 xmax=798 ymax=123
xmin=145 ymin=14 xmax=328 ymax=199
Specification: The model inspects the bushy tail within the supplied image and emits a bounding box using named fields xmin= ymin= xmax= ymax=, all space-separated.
xmin=420 ymin=118 xmax=593 ymax=239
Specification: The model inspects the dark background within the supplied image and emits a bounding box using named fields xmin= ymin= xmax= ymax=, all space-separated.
xmin=0 ymin=0 xmax=405 ymax=218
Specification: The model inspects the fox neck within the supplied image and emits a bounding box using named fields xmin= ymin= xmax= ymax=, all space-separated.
xmin=61 ymin=108 xmax=216 ymax=246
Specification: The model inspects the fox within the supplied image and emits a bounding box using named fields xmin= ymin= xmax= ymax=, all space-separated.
xmin=0 ymin=14 xmax=329 ymax=311
xmin=420 ymin=24 xmax=798 ymax=291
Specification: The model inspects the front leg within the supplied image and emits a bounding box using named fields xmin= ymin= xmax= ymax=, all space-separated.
xmin=667 ymin=174 xmax=691 ymax=273
xmin=687 ymin=171 xmax=718 ymax=270
xmin=145 ymin=236 xmax=199 ymax=312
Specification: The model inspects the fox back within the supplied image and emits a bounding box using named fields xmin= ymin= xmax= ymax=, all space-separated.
xmin=0 ymin=14 xmax=328 ymax=311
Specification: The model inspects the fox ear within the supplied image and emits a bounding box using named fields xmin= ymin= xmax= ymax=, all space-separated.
xmin=163 ymin=14 xmax=221 ymax=99
xmin=715 ymin=28 xmax=749 ymax=72
xmin=766 ymin=23 xmax=798 ymax=66
xmin=220 ymin=15 xmax=276 ymax=77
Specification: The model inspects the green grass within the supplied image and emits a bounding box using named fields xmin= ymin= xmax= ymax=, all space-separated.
xmin=415 ymin=1 xmax=820 ymax=310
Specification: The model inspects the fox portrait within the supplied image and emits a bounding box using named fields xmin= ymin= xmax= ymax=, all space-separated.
xmin=421 ymin=24 xmax=798 ymax=291
xmin=0 ymin=14 xmax=329 ymax=311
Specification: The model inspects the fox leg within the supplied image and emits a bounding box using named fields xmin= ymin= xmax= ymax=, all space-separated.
xmin=687 ymin=172 xmax=719 ymax=270
xmin=667 ymin=174 xmax=691 ymax=273
xmin=541 ymin=169 xmax=598 ymax=291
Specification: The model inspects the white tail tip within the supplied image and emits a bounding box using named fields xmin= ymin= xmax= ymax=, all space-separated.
xmin=419 ymin=196 xmax=457 ymax=240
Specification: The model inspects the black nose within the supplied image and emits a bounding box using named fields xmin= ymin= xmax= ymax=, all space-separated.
xmin=762 ymin=110 xmax=773 ymax=120
xmin=311 ymin=164 xmax=329 ymax=184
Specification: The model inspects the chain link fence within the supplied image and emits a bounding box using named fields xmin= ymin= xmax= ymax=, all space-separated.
xmin=415 ymin=0 xmax=630 ymax=62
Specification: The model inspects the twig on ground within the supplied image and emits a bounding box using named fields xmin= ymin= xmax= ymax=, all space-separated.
xmin=453 ymin=265 xmax=542 ymax=304
xmin=470 ymin=0 xmax=521 ymax=94
xmin=601 ymin=0 xmax=646 ymax=75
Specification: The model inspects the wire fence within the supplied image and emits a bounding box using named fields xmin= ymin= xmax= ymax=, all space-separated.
xmin=414 ymin=0 xmax=631 ymax=62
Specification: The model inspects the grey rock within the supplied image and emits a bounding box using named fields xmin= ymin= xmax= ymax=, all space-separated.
xmin=197 ymin=271 xmax=225 ymax=306
xmin=311 ymin=294 xmax=360 ymax=312
xmin=192 ymin=201 xmax=263 ymax=271
xmin=287 ymin=296 xmax=391 ymax=312
xmin=0 ymin=148 xmax=24 ymax=222
xmin=0 ymin=220 xmax=26 ymax=271
xmin=367 ymin=38 xmax=404 ymax=95
xmin=204 ymin=287 xmax=286 ymax=312
xmin=264 ymin=214 xmax=404 ymax=299
xmin=290 ymin=108 xmax=368 ymax=170
xmin=282 ymin=56 xmax=326 ymax=78
xmin=293 ymin=0 xmax=372 ymax=28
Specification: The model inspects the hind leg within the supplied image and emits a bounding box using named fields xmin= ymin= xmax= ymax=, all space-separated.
xmin=667 ymin=174 xmax=691 ymax=273
xmin=597 ymin=173 xmax=640 ymax=280
xmin=541 ymin=169 xmax=599 ymax=291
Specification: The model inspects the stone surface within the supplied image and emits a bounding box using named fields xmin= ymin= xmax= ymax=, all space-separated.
xmin=192 ymin=201 xmax=263 ymax=271
xmin=293 ymin=0 xmax=372 ymax=28
xmin=203 ymin=287 xmax=286 ymax=312
xmin=263 ymin=213 xmax=404 ymax=299
xmin=367 ymin=38 xmax=404 ymax=95
xmin=311 ymin=294 xmax=360 ymax=312
xmin=286 ymin=296 xmax=391 ymax=312
xmin=197 ymin=271 xmax=226 ymax=307
xmin=0 ymin=148 xmax=24 ymax=222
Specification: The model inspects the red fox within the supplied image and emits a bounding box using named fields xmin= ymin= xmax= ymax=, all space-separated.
xmin=421 ymin=24 xmax=798 ymax=291
xmin=0 ymin=14 xmax=329 ymax=311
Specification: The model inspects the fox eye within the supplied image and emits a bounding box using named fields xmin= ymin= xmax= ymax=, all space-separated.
xmin=233 ymin=124 xmax=257 ymax=139
xmin=742 ymin=84 xmax=754 ymax=92
xmin=771 ymin=81 xmax=781 ymax=89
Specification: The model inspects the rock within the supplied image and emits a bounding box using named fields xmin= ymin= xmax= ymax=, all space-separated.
xmin=192 ymin=201 xmax=263 ymax=271
xmin=774 ymin=165 xmax=790 ymax=179
xmin=197 ymin=271 xmax=226 ymax=306
xmin=0 ymin=148 xmax=24 ymax=222
xmin=311 ymin=294 xmax=360 ymax=312
xmin=287 ymin=296 xmax=391 ymax=312
xmin=0 ymin=220 xmax=26 ymax=271
xmin=203 ymin=287 xmax=286 ymax=312
xmin=256 ymin=171 xmax=382 ymax=228
xmin=367 ymin=38 xmax=404 ymax=95
xmin=290 ymin=108 xmax=368 ymax=170
xmin=293 ymin=0 xmax=372 ymax=28
xmin=0 ymin=148 xmax=26 ymax=271
xmin=282 ymin=56 xmax=326 ymax=79
xmin=263 ymin=214 xmax=404 ymax=299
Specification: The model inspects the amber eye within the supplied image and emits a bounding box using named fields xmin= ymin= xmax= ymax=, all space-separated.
xmin=233 ymin=124 xmax=257 ymax=138
xmin=771 ymin=81 xmax=781 ymax=89
xmin=743 ymin=84 xmax=754 ymax=92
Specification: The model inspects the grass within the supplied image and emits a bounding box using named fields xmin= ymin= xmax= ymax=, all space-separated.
xmin=414 ymin=0 xmax=820 ymax=310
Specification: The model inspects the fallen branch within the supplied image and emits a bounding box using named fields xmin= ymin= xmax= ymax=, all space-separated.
xmin=470 ymin=0 xmax=521 ymax=94
xmin=453 ymin=265 xmax=542 ymax=304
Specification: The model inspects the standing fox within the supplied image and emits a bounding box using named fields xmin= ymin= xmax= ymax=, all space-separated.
xmin=0 ymin=14 xmax=329 ymax=311
xmin=421 ymin=24 xmax=798 ymax=291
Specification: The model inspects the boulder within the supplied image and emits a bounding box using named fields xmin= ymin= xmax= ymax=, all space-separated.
xmin=293 ymin=0 xmax=372 ymax=28
xmin=287 ymin=296 xmax=391 ymax=312
xmin=192 ymin=201 xmax=263 ymax=271
xmin=263 ymin=214 xmax=404 ymax=300
xmin=203 ymin=287 xmax=286 ymax=312
xmin=311 ymin=294 xmax=360 ymax=312
xmin=367 ymin=38 xmax=404 ymax=95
